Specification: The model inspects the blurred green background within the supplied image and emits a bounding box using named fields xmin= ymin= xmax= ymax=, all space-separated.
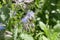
xmin=0 ymin=0 xmax=60 ymax=40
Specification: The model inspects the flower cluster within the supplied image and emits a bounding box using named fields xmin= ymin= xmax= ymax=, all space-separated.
xmin=21 ymin=10 xmax=35 ymax=31
xmin=22 ymin=10 xmax=35 ymax=23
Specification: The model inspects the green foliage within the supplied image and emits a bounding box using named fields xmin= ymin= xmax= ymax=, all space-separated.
xmin=0 ymin=0 xmax=60 ymax=40
xmin=20 ymin=33 xmax=34 ymax=40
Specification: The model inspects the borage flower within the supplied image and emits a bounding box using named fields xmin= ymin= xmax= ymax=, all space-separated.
xmin=0 ymin=26 xmax=5 ymax=30
xmin=21 ymin=16 xmax=29 ymax=24
xmin=26 ymin=10 xmax=35 ymax=20
xmin=21 ymin=10 xmax=35 ymax=32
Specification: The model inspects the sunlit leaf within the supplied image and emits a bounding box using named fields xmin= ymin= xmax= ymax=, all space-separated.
xmin=54 ymin=23 xmax=60 ymax=32
xmin=20 ymin=33 xmax=34 ymax=40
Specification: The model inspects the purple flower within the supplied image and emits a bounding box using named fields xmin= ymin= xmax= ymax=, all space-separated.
xmin=21 ymin=10 xmax=35 ymax=32
xmin=0 ymin=26 xmax=5 ymax=30
xmin=0 ymin=23 xmax=5 ymax=30
xmin=26 ymin=10 xmax=35 ymax=20
xmin=22 ymin=16 xmax=29 ymax=23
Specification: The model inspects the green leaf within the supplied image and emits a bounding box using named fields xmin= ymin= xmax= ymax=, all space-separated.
xmin=0 ymin=4 xmax=2 ymax=8
xmin=20 ymin=33 xmax=34 ymax=40
xmin=53 ymin=24 xmax=60 ymax=32
xmin=51 ymin=32 xmax=58 ymax=40
xmin=39 ymin=35 xmax=48 ymax=40
xmin=39 ymin=21 xmax=51 ymax=39
xmin=35 ymin=0 xmax=40 ymax=8
xmin=43 ymin=36 xmax=48 ymax=40
xmin=39 ymin=21 xmax=46 ymax=30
